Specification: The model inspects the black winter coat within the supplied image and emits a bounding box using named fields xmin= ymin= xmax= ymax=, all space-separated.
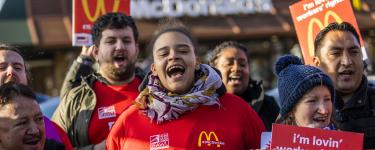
xmin=333 ymin=76 xmax=375 ymax=149
xmin=239 ymin=79 xmax=279 ymax=131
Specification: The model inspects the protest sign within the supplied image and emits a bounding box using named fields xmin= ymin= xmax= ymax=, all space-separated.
xmin=72 ymin=0 xmax=130 ymax=46
xmin=271 ymin=124 xmax=363 ymax=149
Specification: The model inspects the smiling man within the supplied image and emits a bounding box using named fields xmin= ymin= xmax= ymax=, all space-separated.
xmin=313 ymin=22 xmax=375 ymax=149
xmin=0 ymin=82 xmax=45 ymax=150
xmin=52 ymin=13 xmax=144 ymax=150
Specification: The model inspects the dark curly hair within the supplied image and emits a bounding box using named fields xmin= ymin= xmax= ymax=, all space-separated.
xmin=92 ymin=12 xmax=139 ymax=46
xmin=314 ymin=22 xmax=360 ymax=57
xmin=209 ymin=41 xmax=248 ymax=67
xmin=0 ymin=82 xmax=36 ymax=105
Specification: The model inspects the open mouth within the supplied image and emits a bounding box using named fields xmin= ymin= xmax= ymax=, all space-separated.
xmin=338 ymin=70 xmax=354 ymax=76
xmin=112 ymin=55 xmax=127 ymax=67
xmin=312 ymin=116 xmax=328 ymax=123
xmin=338 ymin=70 xmax=354 ymax=81
xmin=23 ymin=137 xmax=41 ymax=145
xmin=228 ymin=75 xmax=242 ymax=84
xmin=167 ymin=65 xmax=185 ymax=78
xmin=113 ymin=56 xmax=125 ymax=62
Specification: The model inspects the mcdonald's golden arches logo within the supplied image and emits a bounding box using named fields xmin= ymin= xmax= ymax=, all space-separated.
xmin=81 ymin=0 xmax=121 ymax=22
xmin=197 ymin=131 xmax=225 ymax=148
xmin=307 ymin=10 xmax=342 ymax=57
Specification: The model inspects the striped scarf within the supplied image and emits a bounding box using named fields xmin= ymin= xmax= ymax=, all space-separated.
xmin=135 ymin=64 xmax=222 ymax=124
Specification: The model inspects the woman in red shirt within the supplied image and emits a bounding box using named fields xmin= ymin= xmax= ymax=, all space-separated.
xmin=106 ymin=19 xmax=265 ymax=150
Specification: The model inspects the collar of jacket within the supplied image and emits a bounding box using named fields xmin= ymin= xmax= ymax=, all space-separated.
xmin=240 ymin=79 xmax=265 ymax=112
xmin=335 ymin=75 xmax=368 ymax=111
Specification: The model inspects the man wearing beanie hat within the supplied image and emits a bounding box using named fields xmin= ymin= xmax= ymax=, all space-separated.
xmin=313 ymin=22 xmax=375 ymax=148
xmin=275 ymin=55 xmax=335 ymax=129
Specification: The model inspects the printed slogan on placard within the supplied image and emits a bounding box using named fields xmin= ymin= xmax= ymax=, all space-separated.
xmin=271 ymin=124 xmax=363 ymax=150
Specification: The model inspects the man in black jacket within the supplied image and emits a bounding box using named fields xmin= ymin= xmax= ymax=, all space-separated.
xmin=313 ymin=22 xmax=375 ymax=149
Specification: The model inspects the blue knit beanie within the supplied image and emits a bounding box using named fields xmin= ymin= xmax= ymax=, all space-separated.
xmin=275 ymin=55 xmax=335 ymax=117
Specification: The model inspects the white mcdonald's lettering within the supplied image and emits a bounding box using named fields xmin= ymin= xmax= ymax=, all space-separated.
xmin=307 ymin=10 xmax=342 ymax=57
xmin=130 ymin=0 xmax=273 ymax=19
xmin=81 ymin=0 xmax=121 ymax=22
xmin=198 ymin=131 xmax=220 ymax=147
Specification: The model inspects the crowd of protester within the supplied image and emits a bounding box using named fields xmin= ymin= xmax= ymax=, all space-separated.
xmin=0 ymin=12 xmax=374 ymax=150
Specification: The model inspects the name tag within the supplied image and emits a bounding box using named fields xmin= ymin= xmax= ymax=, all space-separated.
xmin=150 ymin=133 xmax=169 ymax=150
xmin=98 ymin=106 xmax=116 ymax=119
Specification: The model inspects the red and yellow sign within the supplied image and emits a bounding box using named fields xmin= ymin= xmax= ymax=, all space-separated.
xmin=72 ymin=0 xmax=130 ymax=46
xmin=289 ymin=0 xmax=363 ymax=65
xmin=271 ymin=124 xmax=363 ymax=149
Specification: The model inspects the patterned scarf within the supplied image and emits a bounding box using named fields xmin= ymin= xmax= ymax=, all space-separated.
xmin=135 ymin=64 xmax=222 ymax=124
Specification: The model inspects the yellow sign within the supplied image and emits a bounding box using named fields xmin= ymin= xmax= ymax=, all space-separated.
xmin=307 ymin=10 xmax=342 ymax=57
xmin=81 ymin=0 xmax=121 ymax=22
xmin=198 ymin=131 xmax=221 ymax=147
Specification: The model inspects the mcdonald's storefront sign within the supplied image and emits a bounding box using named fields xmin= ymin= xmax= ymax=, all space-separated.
xmin=197 ymin=131 xmax=225 ymax=148
xmin=73 ymin=0 xmax=130 ymax=46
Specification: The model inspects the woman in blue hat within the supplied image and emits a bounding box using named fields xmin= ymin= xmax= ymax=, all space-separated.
xmin=275 ymin=55 xmax=335 ymax=129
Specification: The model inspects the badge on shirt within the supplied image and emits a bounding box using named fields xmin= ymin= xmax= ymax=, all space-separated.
xmin=108 ymin=121 xmax=115 ymax=130
xmin=150 ymin=133 xmax=169 ymax=150
xmin=98 ymin=106 xmax=116 ymax=119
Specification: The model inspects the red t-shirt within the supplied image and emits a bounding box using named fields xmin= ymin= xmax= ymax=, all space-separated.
xmin=106 ymin=93 xmax=266 ymax=150
xmin=88 ymin=77 xmax=141 ymax=144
